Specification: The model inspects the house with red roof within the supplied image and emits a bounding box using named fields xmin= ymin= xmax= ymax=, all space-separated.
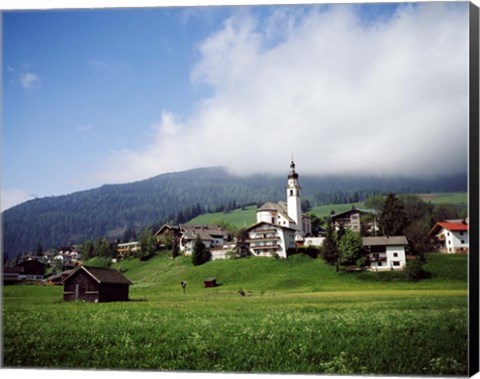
xmin=429 ymin=219 xmax=469 ymax=253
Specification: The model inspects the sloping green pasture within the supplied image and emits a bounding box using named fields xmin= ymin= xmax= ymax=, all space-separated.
xmin=2 ymin=254 xmax=468 ymax=375
xmin=188 ymin=192 xmax=468 ymax=229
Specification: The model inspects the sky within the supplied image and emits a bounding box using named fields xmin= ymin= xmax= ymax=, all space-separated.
xmin=1 ymin=0 xmax=471 ymax=211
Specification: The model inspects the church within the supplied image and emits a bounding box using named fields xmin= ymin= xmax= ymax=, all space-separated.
xmin=245 ymin=159 xmax=312 ymax=258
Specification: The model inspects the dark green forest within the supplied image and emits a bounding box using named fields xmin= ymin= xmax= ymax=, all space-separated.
xmin=2 ymin=167 xmax=467 ymax=256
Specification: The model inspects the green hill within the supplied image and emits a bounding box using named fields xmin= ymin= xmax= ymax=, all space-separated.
xmin=187 ymin=205 xmax=257 ymax=230
xmin=187 ymin=191 xmax=468 ymax=231
xmin=108 ymin=253 xmax=467 ymax=298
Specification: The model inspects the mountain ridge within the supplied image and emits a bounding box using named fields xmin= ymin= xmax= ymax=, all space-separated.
xmin=2 ymin=166 xmax=467 ymax=256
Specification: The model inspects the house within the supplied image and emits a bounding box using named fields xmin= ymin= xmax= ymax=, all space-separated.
xmin=154 ymin=224 xmax=181 ymax=246
xmin=63 ymin=266 xmax=132 ymax=302
xmin=3 ymin=260 xmax=46 ymax=284
xmin=3 ymin=267 xmax=24 ymax=285
xmin=245 ymin=221 xmax=297 ymax=258
xmin=210 ymin=241 xmax=238 ymax=260
xmin=117 ymin=241 xmax=141 ymax=258
xmin=154 ymin=223 xmax=230 ymax=255
xmin=362 ymin=236 xmax=408 ymax=271
xmin=429 ymin=219 xmax=469 ymax=253
xmin=331 ymin=207 xmax=378 ymax=234
xmin=18 ymin=259 xmax=46 ymax=279
xmin=255 ymin=159 xmax=312 ymax=241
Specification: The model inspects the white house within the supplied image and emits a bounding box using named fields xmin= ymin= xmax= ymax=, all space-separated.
xmin=245 ymin=221 xmax=296 ymax=258
xmin=255 ymin=159 xmax=311 ymax=241
xmin=362 ymin=236 xmax=408 ymax=271
xmin=429 ymin=219 xmax=469 ymax=253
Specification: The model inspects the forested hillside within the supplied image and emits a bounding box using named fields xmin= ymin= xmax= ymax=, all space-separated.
xmin=2 ymin=166 xmax=467 ymax=256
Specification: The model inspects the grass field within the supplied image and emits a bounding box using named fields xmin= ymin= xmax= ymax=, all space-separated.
xmin=188 ymin=192 xmax=468 ymax=230
xmin=2 ymin=253 xmax=469 ymax=375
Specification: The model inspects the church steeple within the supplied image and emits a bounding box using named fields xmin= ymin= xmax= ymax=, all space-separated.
xmin=288 ymin=158 xmax=299 ymax=179
xmin=287 ymin=158 xmax=302 ymax=232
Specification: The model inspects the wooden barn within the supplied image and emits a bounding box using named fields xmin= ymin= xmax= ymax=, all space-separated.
xmin=63 ymin=266 xmax=132 ymax=302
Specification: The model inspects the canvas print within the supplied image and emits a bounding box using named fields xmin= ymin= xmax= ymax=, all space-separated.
xmin=1 ymin=0 xmax=476 ymax=377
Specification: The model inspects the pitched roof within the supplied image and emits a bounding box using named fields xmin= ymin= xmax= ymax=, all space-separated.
xmin=330 ymin=207 xmax=376 ymax=219
xmin=245 ymin=221 xmax=297 ymax=232
xmin=179 ymin=224 xmax=226 ymax=241
xmin=429 ymin=221 xmax=468 ymax=236
xmin=435 ymin=222 xmax=468 ymax=231
xmin=65 ymin=266 xmax=132 ymax=285
xmin=257 ymin=201 xmax=295 ymax=223
xmin=153 ymin=223 xmax=180 ymax=237
xmin=362 ymin=236 xmax=408 ymax=246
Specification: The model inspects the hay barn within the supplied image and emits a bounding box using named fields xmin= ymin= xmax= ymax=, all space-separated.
xmin=63 ymin=266 xmax=132 ymax=302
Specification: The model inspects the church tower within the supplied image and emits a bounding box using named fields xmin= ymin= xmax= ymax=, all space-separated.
xmin=287 ymin=158 xmax=302 ymax=233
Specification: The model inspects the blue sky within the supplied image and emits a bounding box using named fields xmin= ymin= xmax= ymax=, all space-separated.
xmin=2 ymin=1 xmax=470 ymax=210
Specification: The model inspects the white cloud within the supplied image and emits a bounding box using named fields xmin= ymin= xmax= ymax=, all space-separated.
xmin=92 ymin=3 xmax=469 ymax=184
xmin=19 ymin=71 xmax=41 ymax=90
xmin=1 ymin=188 xmax=34 ymax=211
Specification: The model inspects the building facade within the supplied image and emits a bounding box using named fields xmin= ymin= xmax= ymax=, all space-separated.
xmin=362 ymin=236 xmax=408 ymax=271
xmin=245 ymin=222 xmax=296 ymax=258
xmin=429 ymin=220 xmax=469 ymax=253
xmin=331 ymin=208 xmax=378 ymax=234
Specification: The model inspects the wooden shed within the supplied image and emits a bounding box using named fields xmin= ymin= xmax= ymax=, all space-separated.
xmin=63 ymin=266 xmax=132 ymax=302
xmin=203 ymin=277 xmax=217 ymax=288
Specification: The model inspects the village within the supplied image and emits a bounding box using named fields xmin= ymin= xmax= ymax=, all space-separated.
xmin=3 ymin=159 xmax=470 ymax=300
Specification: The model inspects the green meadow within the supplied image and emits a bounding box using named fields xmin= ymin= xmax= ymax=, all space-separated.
xmin=2 ymin=253 xmax=469 ymax=375
xmin=188 ymin=192 xmax=468 ymax=228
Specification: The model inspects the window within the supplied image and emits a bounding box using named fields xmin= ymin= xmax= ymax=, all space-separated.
xmin=461 ymin=240 xmax=465 ymax=244
xmin=393 ymin=253 xmax=398 ymax=257
xmin=378 ymin=262 xmax=383 ymax=266
xmin=290 ymin=190 xmax=293 ymax=196
xmin=460 ymin=232 xmax=464 ymax=236
xmin=393 ymin=261 xmax=400 ymax=266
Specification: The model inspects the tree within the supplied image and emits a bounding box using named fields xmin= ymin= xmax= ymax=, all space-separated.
xmin=364 ymin=194 xmax=385 ymax=212
xmin=399 ymin=195 xmax=433 ymax=223
xmin=404 ymin=220 xmax=434 ymax=257
xmin=337 ymin=229 xmax=364 ymax=267
xmin=432 ymin=203 xmax=466 ymax=222
xmin=404 ymin=259 xmax=431 ymax=281
xmin=94 ymin=238 xmax=112 ymax=258
xmin=301 ymin=199 xmax=311 ymax=212
xmin=82 ymin=240 xmax=95 ymax=259
xmin=307 ymin=213 xmax=323 ymax=236
xmin=35 ymin=242 xmax=43 ymax=257
xmin=379 ymin=193 xmax=410 ymax=236
xmin=321 ymin=219 xmax=338 ymax=270
xmin=192 ymin=235 xmax=211 ymax=266
xmin=138 ymin=227 xmax=157 ymax=261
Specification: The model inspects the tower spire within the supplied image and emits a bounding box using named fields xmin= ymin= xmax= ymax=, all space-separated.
xmin=289 ymin=157 xmax=298 ymax=179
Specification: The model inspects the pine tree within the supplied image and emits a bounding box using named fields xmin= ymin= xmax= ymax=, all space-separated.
xmin=379 ymin=192 xmax=410 ymax=236
xmin=192 ymin=235 xmax=211 ymax=266
xmin=321 ymin=219 xmax=338 ymax=269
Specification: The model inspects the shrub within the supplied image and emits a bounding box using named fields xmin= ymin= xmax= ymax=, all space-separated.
xmin=404 ymin=260 xmax=431 ymax=281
